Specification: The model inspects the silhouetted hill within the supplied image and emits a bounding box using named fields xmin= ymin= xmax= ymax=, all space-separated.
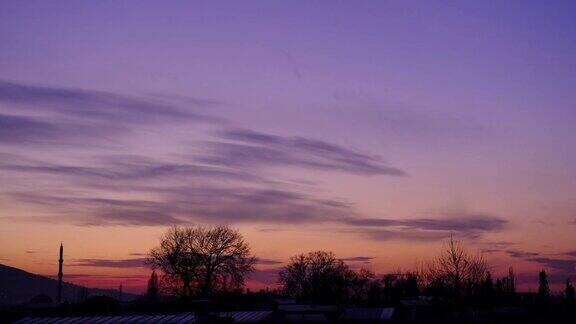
xmin=0 ymin=263 xmax=137 ymax=305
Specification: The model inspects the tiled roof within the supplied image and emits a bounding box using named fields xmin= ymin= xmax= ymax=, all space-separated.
xmin=13 ymin=313 xmax=196 ymax=324
xmin=218 ymin=311 xmax=273 ymax=323
xmin=340 ymin=307 xmax=395 ymax=319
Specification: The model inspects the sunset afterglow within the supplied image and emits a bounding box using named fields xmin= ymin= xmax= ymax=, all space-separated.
xmin=1 ymin=1 xmax=575 ymax=296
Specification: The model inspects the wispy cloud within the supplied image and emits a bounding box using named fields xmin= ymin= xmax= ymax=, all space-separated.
xmin=481 ymin=249 xmax=502 ymax=254
xmin=0 ymin=155 xmax=262 ymax=184
xmin=341 ymin=214 xmax=506 ymax=232
xmin=527 ymin=257 xmax=576 ymax=273
xmin=477 ymin=241 xmax=516 ymax=254
xmin=248 ymin=268 xmax=282 ymax=285
xmin=200 ymin=128 xmax=406 ymax=176
xmin=0 ymin=79 xmax=219 ymax=125
xmin=7 ymin=188 xmax=505 ymax=242
xmin=255 ymin=258 xmax=284 ymax=265
xmin=71 ymin=258 xmax=147 ymax=268
xmin=7 ymin=185 xmax=352 ymax=226
xmin=71 ymin=256 xmax=283 ymax=271
xmin=0 ymin=79 xmax=506 ymax=245
xmin=331 ymin=91 xmax=485 ymax=142
xmin=340 ymin=213 xmax=507 ymax=241
xmin=504 ymin=249 xmax=576 ymax=276
xmin=340 ymin=256 xmax=374 ymax=263
xmin=0 ymin=79 xmax=222 ymax=149
xmin=506 ymin=249 xmax=540 ymax=258
xmin=52 ymin=273 xmax=149 ymax=281
xmin=353 ymin=228 xmax=452 ymax=242
xmin=0 ymin=113 xmax=121 ymax=145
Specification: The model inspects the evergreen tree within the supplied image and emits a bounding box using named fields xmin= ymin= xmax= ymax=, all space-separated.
xmin=537 ymin=270 xmax=550 ymax=301
xmin=405 ymin=272 xmax=420 ymax=299
xmin=495 ymin=278 xmax=504 ymax=295
xmin=479 ymin=272 xmax=494 ymax=307
xmin=146 ymin=270 xmax=159 ymax=302
xmin=507 ymin=267 xmax=516 ymax=295
xmin=565 ymin=279 xmax=575 ymax=304
xmin=483 ymin=272 xmax=494 ymax=295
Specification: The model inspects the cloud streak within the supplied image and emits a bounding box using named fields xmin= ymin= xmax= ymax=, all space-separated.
xmin=354 ymin=228 xmax=452 ymax=242
xmin=504 ymin=249 xmax=576 ymax=276
xmin=0 ymin=113 xmax=121 ymax=145
xmin=200 ymin=128 xmax=406 ymax=176
xmin=506 ymin=249 xmax=540 ymax=258
xmin=6 ymin=187 xmax=506 ymax=242
xmin=255 ymin=258 xmax=284 ymax=265
xmin=340 ymin=256 xmax=374 ymax=263
xmin=7 ymin=184 xmax=352 ymax=226
xmin=0 ymin=80 xmax=222 ymax=149
xmin=0 ymin=79 xmax=503 ymax=244
xmin=340 ymin=213 xmax=507 ymax=241
xmin=0 ymin=79 xmax=219 ymax=125
xmin=341 ymin=214 xmax=507 ymax=232
xmin=248 ymin=268 xmax=282 ymax=285
xmin=71 ymin=258 xmax=147 ymax=268
xmin=527 ymin=257 xmax=576 ymax=273
xmin=0 ymin=155 xmax=262 ymax=184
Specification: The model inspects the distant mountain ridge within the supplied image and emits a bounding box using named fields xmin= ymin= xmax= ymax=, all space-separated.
xmin=0 ymin=263 xmax=138 ymax=305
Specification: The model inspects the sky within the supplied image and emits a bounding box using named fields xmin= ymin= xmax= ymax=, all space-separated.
xmin=1 ymin=0 xmax=575 ymax=293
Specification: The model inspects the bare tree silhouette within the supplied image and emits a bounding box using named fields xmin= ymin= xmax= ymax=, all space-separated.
xmin=422 ymin=235 xmax=487 ymax=300
xmin=147 ymin=225 xmax=255 ymax=298
xmin=348 ymin=268 xmax=376 ymax=304
xmin=279 ymin=251 xmax=355 ymax=303
xmin=146 ymin=227 xmax=198 ymax=298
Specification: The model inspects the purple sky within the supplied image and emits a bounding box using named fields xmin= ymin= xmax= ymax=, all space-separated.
xmin=1 ymin=1 xmax=575 ymax=292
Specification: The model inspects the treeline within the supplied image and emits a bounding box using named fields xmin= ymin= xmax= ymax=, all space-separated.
xmin=144 ymin=225 xmax=576 ymax=309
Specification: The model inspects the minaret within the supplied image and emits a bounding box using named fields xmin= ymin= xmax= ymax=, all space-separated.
xmin=57 ymin=243 xmax=63 ymax=303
